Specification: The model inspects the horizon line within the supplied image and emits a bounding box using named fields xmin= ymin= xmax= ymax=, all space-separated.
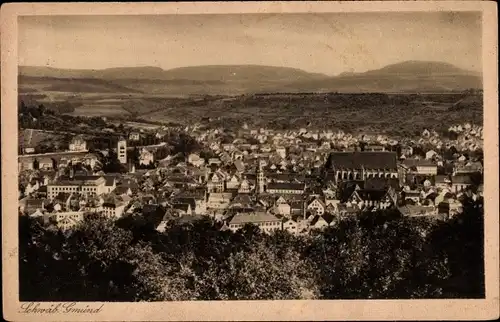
xmin=18 ymin=60 xmax=483 ymax=77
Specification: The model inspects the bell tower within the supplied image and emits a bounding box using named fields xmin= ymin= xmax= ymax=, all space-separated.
xmin=117 ymin=137 xmax=127 ymax=164
xmin=256 ymin=159 xmax=265 ymax=194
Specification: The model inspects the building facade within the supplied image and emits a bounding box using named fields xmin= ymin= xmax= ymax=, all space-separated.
xmin=47 ymin=176 xmax=108 ymax=199
xmin=117 ymin=138 xmax=127 ymax=164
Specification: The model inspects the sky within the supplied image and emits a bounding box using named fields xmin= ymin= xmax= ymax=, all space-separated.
xmin=18 ymin=12 xmax=482 ymax=76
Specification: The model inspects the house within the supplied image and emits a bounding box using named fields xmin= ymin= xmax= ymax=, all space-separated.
xmin=282 ymin=218 xmax=298 ymax=235
xmin=101 ymin=194 xmax=129 ymax=219
xmin=24 ymin=179 xmax=40 ymax=196
xmin=402 ymin=159 xmax=438 ymax=176
xmin=228 ymin=193 xmax=254 ymax=211
xmin=69 ymin=135 xmax=87 ymax=152
xmin=451 ymin=174 xmax=473 ymax=193
xmin=434 ymin=175 xmax=451 ymax=190
xmin=437 ymin=199 xmax=463 ymax=217
xmin=104 ymin=176 xmax=117 ymax=193
xmin=477 ymin=184 xmax=484 ymax=198
xmin=155 ymin=130 xmax=167 ymax=139
xmin=207 ymin=172 xmax=225 ymax=193
xmin=187 ymin=154 xmax=205 ymax=167
xmin=52 ymin=192 xmax=72 ymax=210
xmin=120 ymin=179 xmax=140 ymax=195
xmin=398 ymin=205 xmax=437 ymax=218
xmin=275 ymin=147 xmax=287 ymax=159
xmin=454 ymin=161 xmax=483 ymax=175
xmin=23 ymin=146 xmax=35 ymax=154
xmin=403 ymin=190 xmax=421 ymax=204
xmin=18 ymin=159 xmax=35 ymax=171
xmin=238 ymin=178 xmax=252 ymax=193
xmin=23 ymin=198 xmax=46 ymax=215
xmin=29 ymin=209 xmax=44 ymax=219
xmin=309 ymin=215 xmax=329 ymax=230
xmin=82 ymin=154 xmax=100 ymax=169
xmin=50 ymin=211 xmax=85 ymax=231
xmin=266 ymin=182 xmax=306 ymax=195
xmin=38 ymin=157 xmax=54 ymax=170
xmin=169 ymin=214 xmax=204 ymax=227
xmin=425 ymin=150 xmax=438 ymax=160
xmin=208 ymin=158 xmax=222 ymax=166
xmin=365 ymin=144 xmax=385 ymax=152
xmin=346 ymin=186 xmax=397 ymax=210
xmin=139 ymin=148 xmax=155 ymax=166
xmin=273 ymin=196 xmax=291 ymax=216
xmin=172 ymin=197 xmax=197 ymax=214
xmin=128 ymin=132 xmax=141 ymax=141
xmin=337 ymin=204 xmax=360 ymax=217
xmin=156 ymin=212 xmax=173 ymax=233
xmin=222 ymin=143 xmax=235 ymax=151
xmin=226 ymin=174 xmax=241 ymax=190
xmin=172 ymin=203 xmax=193 ymax=216
xmin=401 ymin=145 xmax=413 ymax=157
xmin=114 ymin=186 xmax=133 ymax=197
xmin=207 ymin=192 xmax=234 ymax=210
xmin=228 ymin=212 xmax=281 ymax=234
xmin=307 ymin=198 xmax=326 ymax=215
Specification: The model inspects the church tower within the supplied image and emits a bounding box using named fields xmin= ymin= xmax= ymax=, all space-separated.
xmin=117 ymin=137 xmax=127 ymax=164
xmin=256 ymin=159 xmax=265 ymax=194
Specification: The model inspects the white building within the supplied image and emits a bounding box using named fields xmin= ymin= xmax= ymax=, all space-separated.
xmin=275 ymin=147 xmax=287 ymax=159
xmin=228 ymin=212 xmax=281 ymax=234
xmin=139 ymin=148 xmax=154 ymax=166
xmin=47 ymin=176 xmax=109 ymax=199
xmin=51 ymin=211 xmax=85 ymax=231
xmin=117 ymin=138 xmax=127 ymax=164
xmin=69 ymin=135 xmax=87 ymax=152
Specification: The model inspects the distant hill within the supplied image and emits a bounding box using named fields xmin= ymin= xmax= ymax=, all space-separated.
xmin=364 ymin=60 xmax=480 ymax=76
xmin=18 ymin=75 xmax=143 ymax=94
xmin=278 ymin=61 xmax=482 ymax=93
xmin=18 ymin=61 xmax=482 ymax=95
xmin=19 ymin=64 xmax=328 ymax=96
xmin=19 ymin=65 xmax=326 ymax=81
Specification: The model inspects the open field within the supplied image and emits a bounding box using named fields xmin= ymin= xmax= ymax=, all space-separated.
xmin=18 ymin=61 xmax=482 ymax=134
xmin=19 ymin=91 xmax=483 ymax=137
xmin=18 ymin=129 xmax=64 ymax=147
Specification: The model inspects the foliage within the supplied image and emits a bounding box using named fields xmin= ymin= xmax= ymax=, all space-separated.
xmin=19 ymin=214 xmax=173 ymax=301
xmin=101 ymin=149 xmax=127 ymax=173
xmin=19 ymin=92 xmax=483 ymax=138
xmin=19 ymin=200 xmax=484 ymax=301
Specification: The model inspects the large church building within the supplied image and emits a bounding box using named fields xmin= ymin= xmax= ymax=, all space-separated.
xmin=325 ymin=151 xmax=398 ymax=181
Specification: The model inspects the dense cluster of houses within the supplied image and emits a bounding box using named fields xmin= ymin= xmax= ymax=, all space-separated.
xmin=18 ymin=122 xmax=483 ymax=234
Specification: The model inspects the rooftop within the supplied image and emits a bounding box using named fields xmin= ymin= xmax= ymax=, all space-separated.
xmin=229 ymin=212 xmax=280 ymax=225
xmin=326 ymin=151 xmax=398 ymax=170
xmin=267 ymin=182 xmax=305 ymax=191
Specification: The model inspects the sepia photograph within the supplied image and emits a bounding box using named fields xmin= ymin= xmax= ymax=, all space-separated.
xmin=2 ymin=2 xmax=499 ymax=321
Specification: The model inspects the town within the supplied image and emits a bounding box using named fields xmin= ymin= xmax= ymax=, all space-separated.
xmin=12 ymin=8 xmax=489 ymax=306
xmin=18 ymin=115 xmax=484 ymax=234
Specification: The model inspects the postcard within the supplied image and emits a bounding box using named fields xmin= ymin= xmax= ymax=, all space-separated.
xmin=1 ymin=1 xmax=499 ymax=321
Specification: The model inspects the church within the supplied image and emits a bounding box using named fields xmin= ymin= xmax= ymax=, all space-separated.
xmin=324 ymin=151 xmax=398 ymax=181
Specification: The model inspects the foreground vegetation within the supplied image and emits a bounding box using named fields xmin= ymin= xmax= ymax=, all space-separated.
xmin=20 ymin=198 xmax=484 ymax=301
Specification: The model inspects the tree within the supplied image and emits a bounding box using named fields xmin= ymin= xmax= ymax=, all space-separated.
xmin=102 ymin=149 xmax=126 ymax=173
xmin=429 ymin=198 xmax=485 ymax=298
xmin=19 ymin=214 xmax=182 ymax=301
